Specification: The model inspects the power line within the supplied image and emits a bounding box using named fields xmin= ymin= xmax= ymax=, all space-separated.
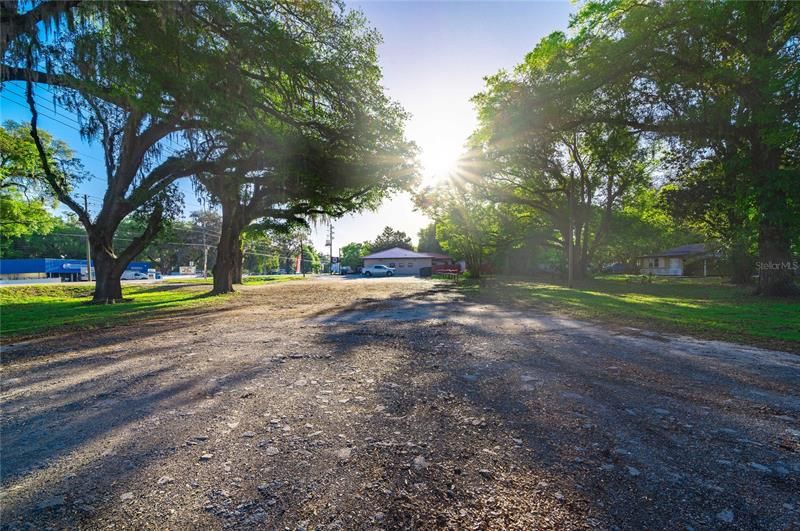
xmin=35 ymin=231 xmax=318 ymax=262
xmin=3 ymin=87 xmax=216 ymax=213
xmin=1 ymin=92 xmax=92 ymax=139
xmin=1 ymin=96 xmax=107 ymax=174
xmin=2 ymin=84 xmax=86 ymax=127
xmin=2 ymin=87 xmax=187 ymax=162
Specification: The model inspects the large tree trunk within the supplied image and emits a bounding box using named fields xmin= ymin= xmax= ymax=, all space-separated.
xmin=728 ymin=239 xmax=753 ymax=285
xmin=212 ymin=232 xmax=238 ymax=294
xmin=89 ymin=206 xmax=164 ymax=303
xmin=750 ymin=145 xmax=796 ymax=295
xmin=461 ymin=244 xmax=481 ymax=279
xmin=744 ymin=12 xmax=797 ymax=297
xmin=756 ymin=220 xmax=797 ymax=296
xmin=232 ymin=245 xmax=243 ymax=284
xmin=90 ymin=240 xmax=124 ymax=303
xmin=212 ymin=199 xmax=243 ymax=295
xmin=576 ymin=255 xmax=590 ymax=280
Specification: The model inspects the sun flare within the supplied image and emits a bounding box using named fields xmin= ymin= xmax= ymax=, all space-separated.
xmin=419 ymin=143 xmax=464 ymax=187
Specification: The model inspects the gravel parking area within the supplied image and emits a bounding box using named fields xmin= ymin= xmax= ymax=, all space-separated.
xmin=1 ymin=277 xmax=799 ymax=529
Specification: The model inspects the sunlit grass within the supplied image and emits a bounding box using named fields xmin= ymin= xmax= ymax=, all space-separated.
xmin=0 ymin=284 xmax=222 ymax=338
xmin=467 ymin=275 xmax=800 ymax=348
xmin=0 ymin=275 xmax=302 ymax=338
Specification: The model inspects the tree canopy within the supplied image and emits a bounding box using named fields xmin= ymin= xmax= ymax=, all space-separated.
xmin=0 ymin=120 xmax=85 ymax=239
xmin=369 ymin=226 xmax=413 ymax=253
xmin=2 ymin=0 xmax=415 ymax=300
xmin=420 ymin=0 xmax=798 ymax=292
xmin=564 ymin=0 xmax=800 ymax=294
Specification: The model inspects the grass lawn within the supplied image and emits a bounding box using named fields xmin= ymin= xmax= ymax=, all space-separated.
xmin=0 ymin=275 xmax=301 ymax=339
xmin=464 ymin=275 xmax=800 ymax=350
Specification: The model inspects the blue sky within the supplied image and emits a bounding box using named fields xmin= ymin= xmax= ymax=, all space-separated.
xmin=0 ymin=1 xmax=575 ymax=253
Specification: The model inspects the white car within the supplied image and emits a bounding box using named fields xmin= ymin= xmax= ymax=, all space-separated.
xmin=363 ymin=264 xmax=395 ymax=277
xmin=121 ymin=271 xmax=149 ymax=280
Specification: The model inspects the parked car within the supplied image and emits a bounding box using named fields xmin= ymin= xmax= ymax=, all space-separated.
xmin=363 ymin=264 xmax=395 ymax=277
xmin=121 ymin=271 xmax=149 ymax=280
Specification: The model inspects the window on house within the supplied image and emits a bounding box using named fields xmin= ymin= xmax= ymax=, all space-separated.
xmin=389 ymin=262 xmax=396 ymax=267
xmin=398 ymin=263 xmax=404 ymax=267
xmin=408 ymin=262 xmax=413 ymax=267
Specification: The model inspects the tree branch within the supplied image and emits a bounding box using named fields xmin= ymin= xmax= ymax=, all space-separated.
xmin=25 ymin=74 xmax=91 ymax=228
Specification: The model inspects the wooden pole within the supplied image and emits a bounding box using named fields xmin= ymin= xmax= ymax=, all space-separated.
xmin=84 ymin=194 xmax=92 ymax=282
xmin=329 ymin=224 xmax=334 ymax=274
xmin=202 ymin=230 xmax=208 ymax=278
xmin=567 ymin=171 xmax=574 ymax=289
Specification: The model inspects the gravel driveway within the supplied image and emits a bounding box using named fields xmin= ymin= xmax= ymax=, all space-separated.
xmin=1 ymin=277 xmax=798 ymax=530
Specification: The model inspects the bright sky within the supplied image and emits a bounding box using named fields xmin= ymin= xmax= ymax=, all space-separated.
xmin=313 ymin=0 xmax=575 ymax=252
xmin=0 ymin=1 xmax=575 ymax=254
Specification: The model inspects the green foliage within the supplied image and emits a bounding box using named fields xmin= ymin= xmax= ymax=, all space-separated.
xmin=4 ymin=1 xmax=416 ymax=300
xmin=469 ymin=28 xmax=651 ymax=277
xmin=1 ymin=215 xmax=85 ymax=258
xmin=0 ymin=283 xmax=223 ymax=338
xmin=369 ymin=226 xmax=413 ymax=253
xmin=241 ymin=230 xmax=279 ymax=275
xmin=301 ymin=243 xmax=321 ymax=274
xmin=0 ymin=275 xmax=303 ymax=337
xmin=0 ymin=189 xmax=57 ymax=239
xmin=452 ymin=0 xmax=798 ymax=292
xmin=257 ymin=226 xmax=307 ymax=274
xmin=596 ymin=188 xmax=702 ymax=268
xmin=128 ymin=210 xmax=222 ymax=275
xmin=416 ymin=223 xmax=443 ymax=254
xmin=340 ymin=241 xmax=371 ymax=268
xmin=419 ymin=183 xmax=501 ymax=277
xmin=567 ymin=0 xmax=800 ymax=293
xmin=0 ymin=121 xmax=83 ymax=239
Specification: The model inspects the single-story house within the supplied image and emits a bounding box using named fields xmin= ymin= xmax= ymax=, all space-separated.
xmin=361 ymin=247 xmax=456 ymax=276
xmin=0 ymin=258 xmax=150 ymax=282
xmin=638 ymin=244 xmax=713 ymax=276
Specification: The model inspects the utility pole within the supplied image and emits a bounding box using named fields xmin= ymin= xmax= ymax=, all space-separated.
xmin=328 ymin=223 xmax=334 ymax=274
xmin=567 ymin=170 xmax=574 ymax=289
xmin=201 ymin=202 xmax=209 ymax=278
xmin=84 ymin=194 xmax=92 ymax=282
xmin=202 ymin=231 xmax=209 ymax=279
xmin=299 ymin=231 xmax=305 ymax=277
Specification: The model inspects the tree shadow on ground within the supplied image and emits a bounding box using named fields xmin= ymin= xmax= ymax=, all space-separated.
xmin=0 ymin=302 xmax=242 ymax=363
xmin=0 ymin=335 xmax=282 ymax=527
xmin=3 ymin=282 xmax=798 ymax=529
xmin=311 ymin=302 xmax=800 ymax=530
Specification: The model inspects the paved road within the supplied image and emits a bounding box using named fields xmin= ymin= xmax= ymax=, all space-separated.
xmin=1 ymin=278 xmax=798 ymax=529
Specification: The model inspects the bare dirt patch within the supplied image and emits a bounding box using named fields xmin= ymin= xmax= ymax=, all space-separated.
xmin=1 ymin=277 xmax=799 ymax=529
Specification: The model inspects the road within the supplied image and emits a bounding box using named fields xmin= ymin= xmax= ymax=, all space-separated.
xmin=1 ymin=277 xmax=798 ymax=529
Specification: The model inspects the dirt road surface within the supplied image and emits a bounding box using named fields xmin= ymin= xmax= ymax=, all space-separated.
xmin=1 ymin=278 xmax=799 ymax=530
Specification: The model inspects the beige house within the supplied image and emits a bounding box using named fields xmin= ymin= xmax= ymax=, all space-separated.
xmin=362 ymin=247 xmax=454 ymax=276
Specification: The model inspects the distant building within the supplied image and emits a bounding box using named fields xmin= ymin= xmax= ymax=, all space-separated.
xmin=0 ymin=258 xmax=150 ymax=282
xmin=638 ymin=244 xmax=713 ymax=276
xmin=361 ymin=247 xmax=456 ymax=276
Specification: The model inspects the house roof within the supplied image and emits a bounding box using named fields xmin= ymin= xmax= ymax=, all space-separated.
xmin=640 ymin=243 xmax=707 ymax=258
xmin=362 ymin=247 xmax=451 ymax=260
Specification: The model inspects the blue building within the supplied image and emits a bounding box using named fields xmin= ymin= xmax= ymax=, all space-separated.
xmin=0 ymin=258 xmax=150 ymax=282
